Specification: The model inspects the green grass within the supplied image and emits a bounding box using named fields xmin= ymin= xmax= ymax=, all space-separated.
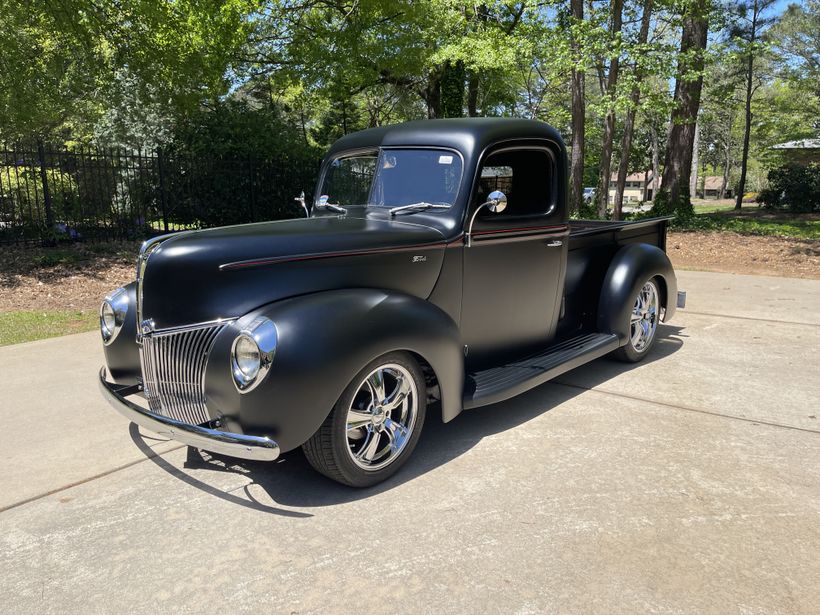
xmin=691 ymin=202 xmax=736 ymax=214
xmin=0 ymin=310 xmax=98 ymax=346
xmin=676 ymin=213 xmax=820 ymax=239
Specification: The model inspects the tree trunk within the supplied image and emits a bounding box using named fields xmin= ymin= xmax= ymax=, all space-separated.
xmin=612 ymin=0 xmax=653 ymax=220
xmin=735 ymin=53 xmax=754 ymax=209
xmin=613 ymin=103 xmax=637 ymax=220
xmin=423 ymin=68 xmax=443 ymax=119
xmin=659 ymin=0 xmax=709 ymax=212
xmin=720 ymin=142 xmax=730 ymax=199
xmin=690 ymin=120 xmax=700 ymax=198
xmin=568 ymin=0 xmax=586 ymax=216
xmin=467 ymin=71 xmax=479 ymax=117
xmin=595 ymin=0 xmax=625 ymax=218
xmin=651 ymin=125 xmax=660 ymax=201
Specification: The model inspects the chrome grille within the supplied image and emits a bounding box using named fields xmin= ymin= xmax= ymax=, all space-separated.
xmin=139 ymin=323 xmax=226 ymax=425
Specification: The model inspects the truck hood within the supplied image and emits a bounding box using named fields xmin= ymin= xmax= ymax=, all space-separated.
xmin=140 ymin=216 xmax=449 ymax=329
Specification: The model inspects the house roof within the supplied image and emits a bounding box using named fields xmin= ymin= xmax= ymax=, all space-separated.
xmin=609 ymin=171 xmax=653 ymax=183
xmin=771 ymin=139 xmax=820 ymax=150
xmin=703 ymin=176 xmax=726 ymax=190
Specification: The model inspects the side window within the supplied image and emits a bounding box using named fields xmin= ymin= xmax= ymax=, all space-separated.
xmin=474 ymin=148 xmax=554 ymax=224
xmin=319 ymin=154 xmax=377 ymax=206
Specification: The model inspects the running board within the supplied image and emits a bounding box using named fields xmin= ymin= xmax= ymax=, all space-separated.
xmin=463 ymin=332 xmax=620 ymax=409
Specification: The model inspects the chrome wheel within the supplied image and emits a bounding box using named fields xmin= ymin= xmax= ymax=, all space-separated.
xmin=629 ymin=281 xmax=659 ymax=353
xmin=345 ymin=363 xmax=419 ymax=471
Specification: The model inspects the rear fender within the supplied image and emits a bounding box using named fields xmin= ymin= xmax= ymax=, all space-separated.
xmin=205 ymin=289 xmax=464 ymax=453
xmin=597 ymin=243 xmax=678 ymax=345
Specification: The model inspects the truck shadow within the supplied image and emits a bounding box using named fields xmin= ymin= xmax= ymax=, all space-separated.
xmin=130 ymin=323 xmax=686 ymax=515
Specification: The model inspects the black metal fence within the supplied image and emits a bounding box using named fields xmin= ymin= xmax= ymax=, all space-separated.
xmin=0 ymin=143 xmax=321 ymax=245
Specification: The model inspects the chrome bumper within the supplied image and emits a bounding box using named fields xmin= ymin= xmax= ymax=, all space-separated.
xmin=98 ymin=368 xmax=280 ymax=461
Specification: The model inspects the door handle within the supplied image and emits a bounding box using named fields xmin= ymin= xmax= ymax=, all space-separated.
xmin=546 ymin=240 xmax=563 ymax=247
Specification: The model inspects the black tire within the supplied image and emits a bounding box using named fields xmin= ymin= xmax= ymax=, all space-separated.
xmin=302 ymin=351 xmax=426 ymax=487
xmin=611 ymin=276 xmax=662 ymax=363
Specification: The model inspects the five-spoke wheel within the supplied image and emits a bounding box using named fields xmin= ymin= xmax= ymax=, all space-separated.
xmin=303 ymin=352 xmax=426 ymax=487
xmin=612 ymin=277 xmax=662 ymax=363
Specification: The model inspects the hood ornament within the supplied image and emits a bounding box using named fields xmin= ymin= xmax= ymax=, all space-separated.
xmin=141 ymin=319 xmax=155 ymax=336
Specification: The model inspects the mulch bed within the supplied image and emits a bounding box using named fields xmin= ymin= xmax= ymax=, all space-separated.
xmin=1 ymin=232 xmax=818 ymax=314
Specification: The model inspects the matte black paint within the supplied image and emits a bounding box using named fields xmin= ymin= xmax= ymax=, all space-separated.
xmin=203 ymin=290 xmax=463 ymax=452
xmin=102 ymin=282 xmax=141 ymax=384
xmin=141 ymin=216 xmax=447 ymax=330
xmin=597 ymin=243 xmax=678 ymax=343
xmin=100 ymin=118 xmax=680 ymax=458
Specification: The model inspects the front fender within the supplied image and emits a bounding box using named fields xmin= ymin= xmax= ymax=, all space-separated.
xmin=597 ymin=243 xmax=678 ymax=345
xmin=204 ymin=289 xmax=464 ymax=453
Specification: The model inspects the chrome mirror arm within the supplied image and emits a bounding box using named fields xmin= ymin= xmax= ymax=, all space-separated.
xmin=295 ymin=191 xmax=309 ymax=217
xmin=465 ymin=190 xmax=507 ymax=247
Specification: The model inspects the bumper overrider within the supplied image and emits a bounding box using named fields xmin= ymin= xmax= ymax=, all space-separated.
xmin=98 ymin=368 xmax=280 ymax=461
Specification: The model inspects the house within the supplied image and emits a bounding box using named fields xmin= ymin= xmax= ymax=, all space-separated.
xmin=608 ymin=171 xmax=654 ymax=204
xmin=771 ymin=139 xmax=820 ymax=164
xmin=703 ymin=176 xmax=733 ymax=199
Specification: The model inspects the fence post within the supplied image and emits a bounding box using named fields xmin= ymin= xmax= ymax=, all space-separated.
xmin=156 ymin=147 xmax=170 ymax=232
xmin=36 ymin=141 xmax=55 ymax=232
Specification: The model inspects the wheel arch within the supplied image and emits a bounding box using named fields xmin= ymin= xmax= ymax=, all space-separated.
xmin=205 ymin=289 xmax=464 ymax=453
xmin=597 ymin=243 xmax=678 ymax=345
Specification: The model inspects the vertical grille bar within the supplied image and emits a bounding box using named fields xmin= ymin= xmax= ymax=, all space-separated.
xmin=138 ymin=322 xmax=226 ymax=425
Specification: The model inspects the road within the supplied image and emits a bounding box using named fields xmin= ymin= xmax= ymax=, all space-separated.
xmin=1 ymin=270 xmax=819 ymax=614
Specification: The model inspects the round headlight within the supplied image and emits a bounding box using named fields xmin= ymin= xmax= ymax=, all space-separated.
xmin=101 ymin=302 xmax=116 ymax=339
xmin=234 ymin=335 xmax=261 ymax=379
xmin=100 ymin=287 xmax=129 ymax=345
xmin=231 ymin=317 xmax=277 ymax=393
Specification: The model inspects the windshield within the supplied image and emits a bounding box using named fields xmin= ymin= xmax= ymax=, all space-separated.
xmin=317 ymin=149 xmax=463 ymax=209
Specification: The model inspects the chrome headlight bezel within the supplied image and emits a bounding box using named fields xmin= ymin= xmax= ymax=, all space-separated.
xmin=100 ymin=287 xmax=129 ymax=345
xmin=231 ymin=317 xmax=277 ymax=393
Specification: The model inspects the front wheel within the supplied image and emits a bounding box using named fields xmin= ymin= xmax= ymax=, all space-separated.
xmin=302 ymin=352 xmax=426 ymax=487
xmin=612 ymin=277 xmax=661 ymax=363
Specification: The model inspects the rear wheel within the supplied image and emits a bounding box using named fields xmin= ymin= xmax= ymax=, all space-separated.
xmin=612 ymin=277 xmax=661 ymax=363
xmin=302 ymin=351 xmax=426 ymax=487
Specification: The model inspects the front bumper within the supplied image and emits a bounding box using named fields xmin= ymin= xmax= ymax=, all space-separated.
xmin=98 ymin=368 xmax=280 ymax=461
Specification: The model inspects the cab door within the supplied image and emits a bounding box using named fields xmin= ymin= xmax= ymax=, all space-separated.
xmin=460 ymin=144 xmax=568 ymax=368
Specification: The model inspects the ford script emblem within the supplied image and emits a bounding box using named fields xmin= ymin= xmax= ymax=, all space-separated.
xmin=141 ymin=319 xmax=155 ymax=335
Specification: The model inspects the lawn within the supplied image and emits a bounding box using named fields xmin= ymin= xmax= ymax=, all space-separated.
xmin=0 ymin=310 xmax=98 ymax=346
xmin=678 ymin=203 xmax=820 ymax=240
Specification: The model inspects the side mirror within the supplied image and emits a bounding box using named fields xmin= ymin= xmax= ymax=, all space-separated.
xmin=295 ymin=191 xmax=309 ymax=217
xmin=466 ymin=190 xmax=507 ymax=247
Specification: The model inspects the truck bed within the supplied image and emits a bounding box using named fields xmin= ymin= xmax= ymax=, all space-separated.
xmin=568 ymin=216 xmax=671 ymax=251
xmin=557 ymin=216 xmax=673 ymax=338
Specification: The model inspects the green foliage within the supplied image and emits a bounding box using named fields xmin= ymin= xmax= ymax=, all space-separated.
xmin=165 ymin=100 xmax=323 ymax=226
xmin=651 ymin=188 xmax=695 ymax=222
xmin=758 ymin=163 xmax=820 ymax=213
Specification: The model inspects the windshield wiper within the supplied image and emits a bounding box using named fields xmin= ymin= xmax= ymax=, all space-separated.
xmin=389 ymin=202 xmax=450 ymax=216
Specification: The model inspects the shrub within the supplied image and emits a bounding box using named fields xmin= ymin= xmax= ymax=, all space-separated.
xmin=758 ymin=163 xmax=820 ymax=213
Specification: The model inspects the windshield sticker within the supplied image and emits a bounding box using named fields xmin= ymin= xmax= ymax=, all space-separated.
xmin=438 ymin=155 xmax=453 ymax=165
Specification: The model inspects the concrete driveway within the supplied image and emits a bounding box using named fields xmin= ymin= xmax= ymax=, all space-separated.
xmin=1 ymin=270 xmax=819 ymax=614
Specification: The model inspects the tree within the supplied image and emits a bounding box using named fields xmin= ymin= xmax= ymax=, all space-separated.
xmin=657 ymin=0 xmax=711 ymax=215
xmin=728 ymin=0 xmax=778 ymax=209
xmin=568 ymin=0 xmax=586 ymax=215
xmin=592 ymin=0 xmax=625 ymax=218
xmin=770 ymin=0 xmax=820 ymax=101
xmin=612 ymin=0 xmax=654 ymax=218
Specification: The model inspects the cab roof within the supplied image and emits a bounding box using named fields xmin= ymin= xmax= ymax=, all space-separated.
xmin=327 ymin=118 xmax=566 ymax=164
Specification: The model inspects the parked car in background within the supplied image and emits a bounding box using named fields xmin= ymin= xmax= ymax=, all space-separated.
xmin=99 ymin=118 xmax=684 ymax=487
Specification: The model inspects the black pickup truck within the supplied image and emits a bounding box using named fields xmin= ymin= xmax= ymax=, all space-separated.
xmin=99 ymin=118 xmax=683 ymax=487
